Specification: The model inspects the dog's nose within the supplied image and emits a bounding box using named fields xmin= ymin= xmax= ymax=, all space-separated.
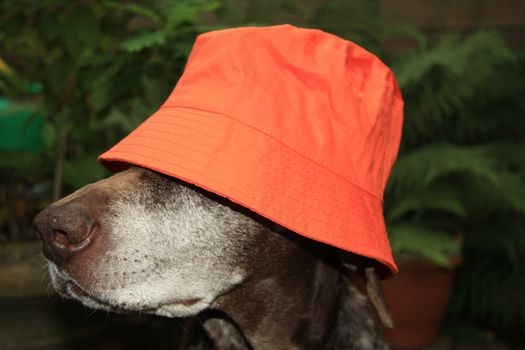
xmin=33 ymin=202 xmax=96 ymax=263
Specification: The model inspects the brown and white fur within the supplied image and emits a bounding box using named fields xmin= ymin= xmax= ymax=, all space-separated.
xmin=33 ymin=166 xmax=390 ymax=349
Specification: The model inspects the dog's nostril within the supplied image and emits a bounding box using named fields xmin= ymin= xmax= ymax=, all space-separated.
xmin=51 ymin=221 xmax=95 ymax=252
xmin=53 ymin=230 xmax=71 ymax=247
xmin=33 ymin=203 xmax=99 ymax=264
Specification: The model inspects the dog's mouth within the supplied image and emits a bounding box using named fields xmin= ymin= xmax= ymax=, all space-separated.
xmin=49 ymin=264 xmax=205 ymax=317
xmin=65 ymin=281 xmax=145 ymax=314
xmin=64 ymin=280 xmax=203 ymax=315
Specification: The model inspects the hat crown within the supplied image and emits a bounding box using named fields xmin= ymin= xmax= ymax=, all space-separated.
xmin=166 ymin=24 xmax=403 ymax=199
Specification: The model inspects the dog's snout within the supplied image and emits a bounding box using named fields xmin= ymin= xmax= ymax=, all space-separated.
xmin=34 ymin=202 xmax=96 ymax=263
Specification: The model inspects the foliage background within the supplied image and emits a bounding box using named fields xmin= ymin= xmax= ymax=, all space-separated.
xmin=1 ymin=0 xmax=524 ymax=348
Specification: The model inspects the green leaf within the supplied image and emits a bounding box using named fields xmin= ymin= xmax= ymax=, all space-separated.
xmin=0 ymin=151 xmax=44 ymax=174
xmin=141 ymin=75 xmax=166 ymax=107
xmin=97 ymin=106 xmax=144 ymax=133
xmin=121 ymin=31 xmax=167 ymax=53
xmin=389 ymin=222 xmax=460 ymax=268
xmin=388 ymin=144 xmax=500 ymax=194
xmin=0 ymin=60 xmax=30 ymax=98
xmin=487 ymin=143 xmax=525 ymax=171
xmin=41 ymin=122 xmax=57 ymax=149
xmin=163 ymin=0 xmax=221 ymax=30
xmin=63 ymin=154 xmax=108 ymax=189
xmin=493 ymin=173 xmax=525 ymax=215
xmin=386 ymin=184 xmax=466 ymax=221
xmin=393 ymin=31 xmax=518 ymax=147
xmin=394 ymin=31 xmax=514 ymax=89
xmin=103 ymin=1 xmax=163 ymax=25
xmin=462 ymin=171 xmax=525 ymax=217
xmin=59 ymin=5 xmax=101 ymax=56
xmin=89 ymin=61 xmax=124 ymax=112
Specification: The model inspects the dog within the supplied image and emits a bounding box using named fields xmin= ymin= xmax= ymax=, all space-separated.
xmin=33 ymin=166 xmax=391 ymax=349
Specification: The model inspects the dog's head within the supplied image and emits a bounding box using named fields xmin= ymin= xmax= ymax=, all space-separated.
xmin=33 ymin=166 xmax=271 ymax=317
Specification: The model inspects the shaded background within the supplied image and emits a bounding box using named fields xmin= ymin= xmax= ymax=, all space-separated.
xmin=1 ymin=0 xmax=524 ymax=349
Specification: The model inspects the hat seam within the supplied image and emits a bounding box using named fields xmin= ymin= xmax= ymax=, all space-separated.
xmin=159 ymin=104 xmax=383 ymax=202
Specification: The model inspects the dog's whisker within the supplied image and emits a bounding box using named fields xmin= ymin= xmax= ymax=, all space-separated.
xmin=40 ymin=269 xmax=49 ymax=284
xmin=177 ymin=320 xmax=191 ymax=334
xmin=86 ymin=307 xmax=98 ymax=317
xmin=104 ymin=308 xmax=111 ymax=322
xmin=45 ymin=281 xmax=54 ymax=297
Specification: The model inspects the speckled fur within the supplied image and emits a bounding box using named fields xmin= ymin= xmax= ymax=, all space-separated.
xmin=36 ymin=167 xmax=390 ymax=349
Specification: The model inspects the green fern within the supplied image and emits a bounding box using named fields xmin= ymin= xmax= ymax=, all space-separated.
xmin=122 ymin=31 xmax=168 ymax=53
xmin=387 ymin=144 xmax=500 ymax=195
xmin=386 ymin=184 xmax=466 ymax=221
xmin=384 ymin=27 xmax=525 ymax=341
xmin=392 ymin=31 xmax=517 ymax=148
xmin=451 ymin=215 xmax=525 ymax=337
xmin=388 ymin=222 xmax=460 ymax=268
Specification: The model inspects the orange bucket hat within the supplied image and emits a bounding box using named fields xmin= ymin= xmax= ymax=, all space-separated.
xmin=99 ymin=25 xmax=404 ymax=274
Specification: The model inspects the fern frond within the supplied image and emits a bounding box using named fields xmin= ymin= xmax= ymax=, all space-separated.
xmin=122 ymin=31 xmax=168 ymax=53
xmin=385 ymin=183 xmax=466 ymax=221
xmin=463 ymin=215 xmax=525 ymax=260
xmin=394 ymin=31 xmax=514 ymax=89
xmin=387 ymin=144 xmax=499 ymax=194
xmin=388 ymin=222 xmax=460 ymax=268
xmin=451 ymin=215 xmax=525 ymax=334
xmin=394 ymin=31 xmax=517 ymax=146
xmin=487 ymin=143 xmax=525 ymax=170
xmin=461 ymin=171 xmax=525 ymax=218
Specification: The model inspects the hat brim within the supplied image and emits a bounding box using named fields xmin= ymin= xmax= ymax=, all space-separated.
xmin=98 ymin=106 xmax=397 ymax=274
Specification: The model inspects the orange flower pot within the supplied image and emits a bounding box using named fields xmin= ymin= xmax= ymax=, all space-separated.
xmin=382 ymin=259 xmax=455 ymax=349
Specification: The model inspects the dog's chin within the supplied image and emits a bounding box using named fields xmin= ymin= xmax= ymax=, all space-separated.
xmin=48 ymin=264 xmax=210 ymax=318
xmin=64 ymin=280 xmax=132 ymax=313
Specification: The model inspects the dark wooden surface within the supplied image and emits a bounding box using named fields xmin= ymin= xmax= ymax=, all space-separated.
xmin=381 ymin=0 xmax=525 ymax=48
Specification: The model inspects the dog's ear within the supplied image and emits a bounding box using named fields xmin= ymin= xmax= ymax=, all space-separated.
xmin=364 ymin=266 xmax=394 ymax=329
xmin=339 ymin=253 xmax=394 ymax=329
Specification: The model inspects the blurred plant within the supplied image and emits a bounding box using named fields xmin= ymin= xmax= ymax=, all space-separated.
xmin=383 ymin=32 xmax=525 ymax=343
xmin=0 ymin=0 xmax=220 ymax=240
xmin=384 ymin=31 xmax=523 ymax=267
